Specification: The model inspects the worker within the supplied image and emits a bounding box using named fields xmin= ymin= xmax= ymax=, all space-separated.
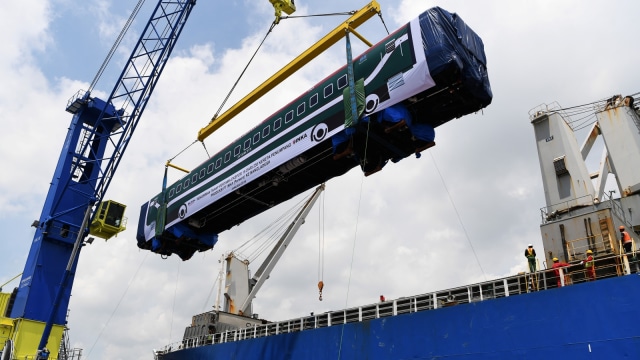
xmin=551 ymin=257 xmax=570 ymax=287
xmin=620 ymin=225 xmax=638 ymax=273
xmin=620 ymin=225 xmax=632 ymax=253
xmin=581 ymin=250 xmax=595 ymax=281
xmin=524 ymin=244 xmax=537 ymax=273
xmin=380 ymin=295 xmax=386 ymax=302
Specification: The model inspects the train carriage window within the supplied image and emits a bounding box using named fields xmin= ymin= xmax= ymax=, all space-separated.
xmin=262 ymin=126 xmax=270 ymax=137
xmin=234 ymin=145 xmax=241 ymax=157
xmin=297 ymin=103 xmax=305 ymax=116
xmin=323 ymin=84 xmax=333 ymax=98
xmin=184 ymin=179 xmax=190 ymax=188
xmin=207 ymin=163 xmax=214 ymax=173
xmin=224 ymin=152 xmax=231 ymax=163
xmin=253 ymin=133 xmax=260 ymax=144
xmin=198 ymin=169 xmax=205 ymax=179
xmin=285 ymin=110 xmax=294 ymax=123
xmin=244 ymin=138 xmax=251 ymax=149
xmin=169 ymin=188 xmax=175 ymax=197
xmin=215 ymin=158 xmax=222 ymax=169
xmin=176 ymin=184 xmax=182 ymax=193
xmin=337 ymin=74 xmax=348 ymax=89
xmin=274 ymin=118 xmax=282 ymax=130
xmin=385 ymin=40 xmax=396 ymax=54
xmin=310 ymin=93 xmax=318 ymax=107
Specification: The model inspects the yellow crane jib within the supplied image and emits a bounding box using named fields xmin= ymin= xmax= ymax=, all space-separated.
xmin=270 ymin=0 xmax=296 ymax=24
xmin=198 ymin=1 xmax=381 ymax=142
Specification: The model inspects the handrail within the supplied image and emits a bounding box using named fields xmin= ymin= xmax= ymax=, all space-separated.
xmin=0 ymin=273 xmax=22 ymax=291
xmin=564 ymin=233 xmax=612 ymax=261
xmin=156 ymin=252 xmax=635 ymax=354
xmin=539 ymin=193 xmax=598 ymax=224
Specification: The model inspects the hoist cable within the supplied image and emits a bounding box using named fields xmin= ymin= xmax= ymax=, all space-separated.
xmin=211 ymin=22 xmax=277 ymax=121
xmin=167 ymin=139 xmax=199 ymax=164
xmin=169 ymin=260 xmax=181 ymax=340
xmin=233 ymin=195 xmax=309 ymax=262
xmin=317 ymin=191 xmax=325 ymax=284
xmin=234 ymin=196 xmax=303 ymax=253
xmin=377 ymin=12 xmax=390 ymax=35
xmin=85 ymin=252 xmax=149 ymax=358
xmin=338 ymin=28 xmax=372 ymax=352
xmin=203 ymin=271 xmax=221 ymax=312
xmin=337 ymin=139 xmax=368 ymax=360
xmin=280 ymin=11 xmax=356 ymax=20
xmin=200 ymin=141 xmax=210 ymax=158
xmin=89 ymin=0 xmax=146 ymax=92
xmin=429 ymin=151 xmax=487 ymax=282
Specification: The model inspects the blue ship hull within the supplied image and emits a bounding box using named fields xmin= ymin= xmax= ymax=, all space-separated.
xmin=159 ymin=275 xmax=640 ymax=359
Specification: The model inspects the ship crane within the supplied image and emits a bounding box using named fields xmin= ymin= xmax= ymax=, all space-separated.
xmin=181 ymin=185 xmax=325 ymax=343
xmin=237 ymin=184 xmax=325 ymax=315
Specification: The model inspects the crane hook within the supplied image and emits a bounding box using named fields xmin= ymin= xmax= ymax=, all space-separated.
xmin=318 ymin=280 xmax=324 ymax=301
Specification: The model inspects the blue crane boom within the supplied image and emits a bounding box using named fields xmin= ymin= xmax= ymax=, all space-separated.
xmin=2 ymin=1 xmax=196 ymax=358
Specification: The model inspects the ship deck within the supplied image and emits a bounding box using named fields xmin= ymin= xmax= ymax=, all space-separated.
xmin=156 ymin=253 xmax=638 ymax=358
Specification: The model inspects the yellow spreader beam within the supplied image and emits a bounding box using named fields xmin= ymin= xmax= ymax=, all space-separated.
xmin=197 ymin=1 xmax=381 ymax=142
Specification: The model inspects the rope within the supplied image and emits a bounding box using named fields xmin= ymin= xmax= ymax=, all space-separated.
xmin=280 ymin=11 xmax=355 ymax=20
xmin=317 ymin=191 xmax=325 ymax=288
xmin=210 ymin=22 xmax=277 ymax=122
xmin=377 ymin=12 xmax=390 ymax=35
xmin=167 ymin=139 xmax=199 ymax=164
xmin=203 ymin=271 xmax=222 ymax=312
xmin=337 ymin=144 xmax=368 ymax=360
xmin=89 ymin=0 xmax=146 ymax=93
xmin=428 ymin=151 xmax=488 ymax=282
xmin=233 ymin=195 xmax=308 ymax=262
xmin=85 ymin=252 xmax=149 ymax=359
xmin=200 ymin=141 xmax=210 ymax=158
xmin=553 ymin=92 xmax=640 ymax=131
xmin=337 ymin=108 xmax=373 ymax=358
xmin=169 ymin=260 xmax=181 ymax=340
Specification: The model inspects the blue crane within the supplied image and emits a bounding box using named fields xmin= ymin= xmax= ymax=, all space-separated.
xmin=1 ymin=1 xmax=196 ymax=359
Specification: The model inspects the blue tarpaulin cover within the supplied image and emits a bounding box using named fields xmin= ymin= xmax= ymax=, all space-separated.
xmin=331 ymin=6 xmax=491 ymax=167
xmin=419 ymin=7 xmax=491 ymax=104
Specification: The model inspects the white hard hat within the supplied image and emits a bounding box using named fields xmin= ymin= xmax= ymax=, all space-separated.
xmin=528 ymin=244 xmax=533 ymax=247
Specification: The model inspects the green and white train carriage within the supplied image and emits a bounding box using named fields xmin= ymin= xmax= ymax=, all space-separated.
xmin=136 ymin=6 xmax=492 ymax=260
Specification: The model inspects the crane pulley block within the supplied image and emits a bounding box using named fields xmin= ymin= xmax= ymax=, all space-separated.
xmin=269 ymin=0 xmax=296 ymax=24
xmin=270 ymin=0 xmax=296 ymax=15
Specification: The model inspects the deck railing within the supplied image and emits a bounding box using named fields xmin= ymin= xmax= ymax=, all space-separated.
xmin=154 ymin=252 xmax=637 ymax=357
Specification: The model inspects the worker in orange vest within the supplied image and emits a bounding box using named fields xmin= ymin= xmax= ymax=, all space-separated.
xmin=620 ymin=225 xmax=632 ymax=253
xmin=581 ymin=250 xmax=595 ymax=281
xmin=620 ymin=225 xmax=638 ymax=273
xmin=551 ymin=257 xmax=570 ymax=287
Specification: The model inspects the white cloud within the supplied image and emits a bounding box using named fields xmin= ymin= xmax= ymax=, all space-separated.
xmin=1 ymin=1 xmax=640 ymax=359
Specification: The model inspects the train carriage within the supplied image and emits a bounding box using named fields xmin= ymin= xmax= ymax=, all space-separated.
xmin=136 ymin=7 xmax=492 ymax=260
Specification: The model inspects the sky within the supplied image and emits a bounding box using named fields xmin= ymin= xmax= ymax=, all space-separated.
xmin=1 ymin=0 xmax=639 ymax=359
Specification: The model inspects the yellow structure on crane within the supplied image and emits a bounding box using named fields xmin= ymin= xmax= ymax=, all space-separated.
xmin=89 ymin=200 xmax=127 ymax=240
xmin=270 ymin=0 xmax=296 ymax=24
xmin=197 ymin=1 xmax=381 ymax=142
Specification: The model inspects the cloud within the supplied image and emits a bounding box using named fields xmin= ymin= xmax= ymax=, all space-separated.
xmin=2 ymin=1 xmax=639 ymax=359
